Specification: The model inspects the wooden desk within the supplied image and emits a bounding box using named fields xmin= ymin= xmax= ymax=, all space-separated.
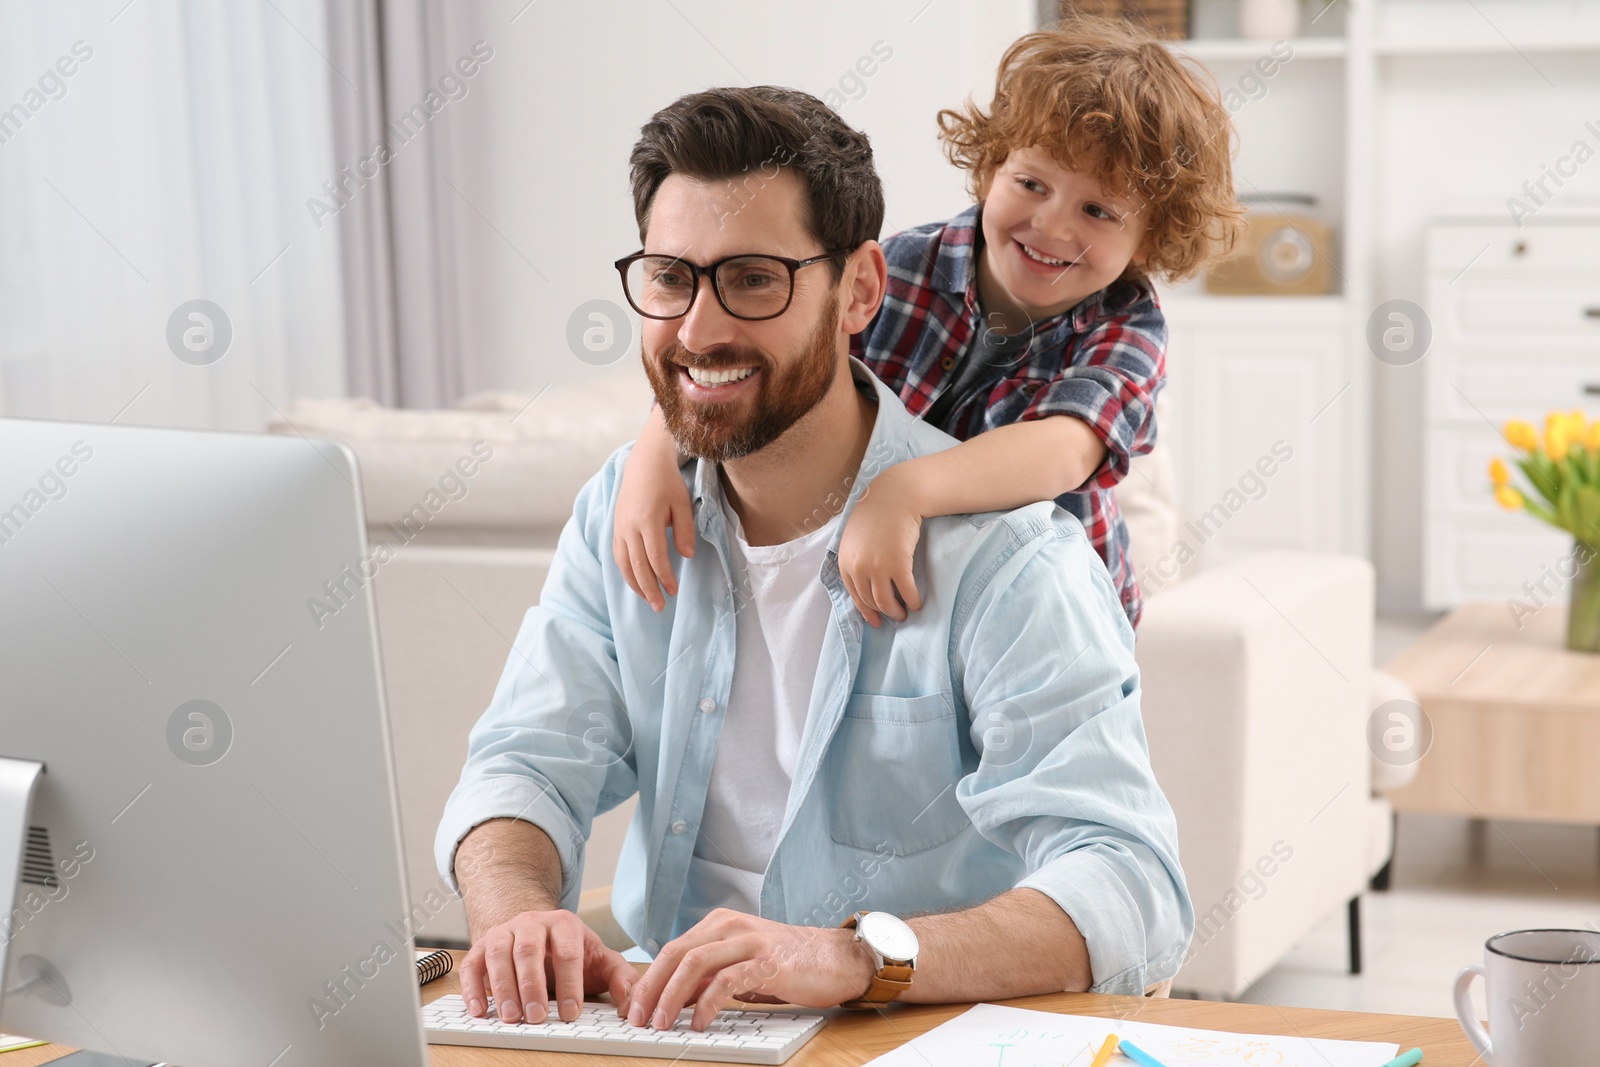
xmin=6 ymin=951 xmax=1480 ymax=1066
xmin=1386 ymin=602 xmax=1600 ymax=824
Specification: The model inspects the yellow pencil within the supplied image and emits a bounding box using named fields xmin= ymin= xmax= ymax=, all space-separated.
xmin=1088 ymin=1033 xmax=1119 ymax=1067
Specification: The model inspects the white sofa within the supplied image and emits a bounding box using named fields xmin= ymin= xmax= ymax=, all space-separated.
xmin=271 ymin=373 xmax=1395 ymax=997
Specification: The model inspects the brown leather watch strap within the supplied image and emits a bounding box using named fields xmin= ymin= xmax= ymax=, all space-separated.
xmin=841 ymin=963 xmax=914 ymax=1009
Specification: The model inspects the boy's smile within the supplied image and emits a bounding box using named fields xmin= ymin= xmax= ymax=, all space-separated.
xmin=976 ymin=146 xmax=1149 ymax=332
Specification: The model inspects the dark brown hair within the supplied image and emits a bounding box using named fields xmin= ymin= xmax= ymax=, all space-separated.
xmin=629 ymin=86 xmax=884 ymax=277
xmin=937 ymin=16 xmax=1247 ymax=282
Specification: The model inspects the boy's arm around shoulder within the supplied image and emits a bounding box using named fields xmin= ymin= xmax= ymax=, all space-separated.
xmin=890 ymin=415 xmax=1108 ymax=521
xmin=946 ymin=513 xmax=1193 ymax=992
xmin=885 ymin=285 xmax=1167 ymax=521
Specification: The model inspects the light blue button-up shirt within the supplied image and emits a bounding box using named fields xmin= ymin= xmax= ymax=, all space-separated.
xmin=436 ymin=358 xmax=1193 ymax=994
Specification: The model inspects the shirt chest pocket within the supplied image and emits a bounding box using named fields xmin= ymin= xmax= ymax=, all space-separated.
xmin=825 ymin=691 xmax=971 ymax=856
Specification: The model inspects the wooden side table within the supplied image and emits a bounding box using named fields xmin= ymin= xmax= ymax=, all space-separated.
xmin=1385 ymin=603 xmax=1600 ymax=824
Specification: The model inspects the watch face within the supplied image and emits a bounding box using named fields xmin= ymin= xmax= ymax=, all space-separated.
xmin=858 ymin=911 xmax=919 ymax=962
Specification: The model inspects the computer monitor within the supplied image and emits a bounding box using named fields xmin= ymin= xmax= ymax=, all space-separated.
xmin=0 ymin=417 xmax=428 ymax=1067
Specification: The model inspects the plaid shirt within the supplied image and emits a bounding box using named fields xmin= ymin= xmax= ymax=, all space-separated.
xmin=851 ymin=204 xmax=1167 ymax=628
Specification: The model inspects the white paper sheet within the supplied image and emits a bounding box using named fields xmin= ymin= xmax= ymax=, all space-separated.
xmin=0 ymin=1031 xmax=46 ymax=1052
xmin=865 ymin=1003 xmax=1400 ymax=1067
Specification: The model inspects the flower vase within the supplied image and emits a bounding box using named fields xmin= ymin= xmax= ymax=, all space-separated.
xmin=1569 ymin=542 xmax=1600 ymax=653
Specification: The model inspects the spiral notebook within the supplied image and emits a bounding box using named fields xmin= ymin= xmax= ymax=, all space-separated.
xmin=416 ymin=948 xmax=454 ymax=986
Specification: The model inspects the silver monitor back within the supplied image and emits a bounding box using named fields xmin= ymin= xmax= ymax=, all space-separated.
xmin=0 ymin=417 xmax=427 ymax=1067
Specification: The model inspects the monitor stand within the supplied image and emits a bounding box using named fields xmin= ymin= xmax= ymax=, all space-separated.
xmin=0 ymin=756 xmax=47 ymax=1010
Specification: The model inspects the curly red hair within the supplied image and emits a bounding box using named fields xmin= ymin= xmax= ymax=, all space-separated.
xmin=938 ymin=16 xmax=1247 ymax=282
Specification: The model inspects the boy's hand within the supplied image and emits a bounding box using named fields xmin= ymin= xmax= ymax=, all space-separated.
xmin=838 ymin=466 xmax=925 ymax=627
xmin=614 ymin=446 xmax=695 ymax=612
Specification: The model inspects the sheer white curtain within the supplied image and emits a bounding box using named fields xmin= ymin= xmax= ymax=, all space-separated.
xmin=0 ymin=0 xmax=347 ymax=430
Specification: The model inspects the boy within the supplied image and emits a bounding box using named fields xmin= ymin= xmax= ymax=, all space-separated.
xmin=612 ymin=16 xmax=1245 ymax=629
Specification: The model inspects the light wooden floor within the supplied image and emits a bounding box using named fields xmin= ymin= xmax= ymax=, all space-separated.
xmin=1244 ymin=811 xmax=1600 ymax=1018
xmin=1241 ymin=611 xmax=1600 ymax=1019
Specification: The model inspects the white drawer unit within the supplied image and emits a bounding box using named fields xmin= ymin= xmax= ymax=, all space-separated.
xmin=1422 ymin=219 xmax=1600 ymax=608
xmin=1161 ymin=296 xmax=1354 ymax=572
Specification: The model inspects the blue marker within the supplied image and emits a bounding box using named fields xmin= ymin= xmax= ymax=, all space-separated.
xmin=1379 ymin=1050 xmax=1423 ymax=1067
xmin=1117 ymin=1039 xmax=1169 ymax=1067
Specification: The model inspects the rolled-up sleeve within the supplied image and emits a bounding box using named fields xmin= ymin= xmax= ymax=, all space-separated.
xmin=1003 ymin=298 xmax=1166 ymax=491
xmin=951 ymin=514 xmax=1192 ymax=993
xmin=433 ymin=451 xmax=638 ymax=910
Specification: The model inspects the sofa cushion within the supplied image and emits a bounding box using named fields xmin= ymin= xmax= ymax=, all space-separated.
xmin=268 ymin=372 xmax=655 ymax=534
xmin=1115 ymin=394 xmax=1181 ymax=597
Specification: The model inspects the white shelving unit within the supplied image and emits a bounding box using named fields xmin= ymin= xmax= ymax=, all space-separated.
xmin=1131 ymin=1 xmax=1376 ymax=572
xmin=1136 ymin=0 xmax=1600 ymax=605
xmin=1170 ymin=36 xmax=1348 ymax=60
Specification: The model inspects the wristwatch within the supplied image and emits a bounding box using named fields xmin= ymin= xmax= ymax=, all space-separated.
xmin=840 ymin=911 xmax=919 ymax=1008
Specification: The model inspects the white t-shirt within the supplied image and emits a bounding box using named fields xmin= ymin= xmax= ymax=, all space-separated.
xmin=680 ymin=495 xmax=841 ymax=925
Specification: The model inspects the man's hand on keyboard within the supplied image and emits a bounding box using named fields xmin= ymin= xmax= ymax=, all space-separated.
xmin=622 ymin=909 xmax=876 ymax=1033
xmin=460 ymin=908 xmax=637 ymax=1026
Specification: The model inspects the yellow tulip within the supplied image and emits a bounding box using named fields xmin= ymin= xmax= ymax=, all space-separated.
xmin=1550 ymin=409 xmax=1585 ymax=440
xmin=1495 ymin=485 xmax=1524 ymax=511
xmin=1488 ymin=456 xmax=1510 ymax=486
xmin=1588 ymin=421 xmax=1600 ymax=452
xmin=1504 ymin=419 xmax=1539 ymax=451
xmin=1547 ymin=420 xmax=1572 ymax=461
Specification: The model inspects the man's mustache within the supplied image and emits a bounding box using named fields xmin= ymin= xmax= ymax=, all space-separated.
xmin=656 ymin=342 xmax=770 ymax=372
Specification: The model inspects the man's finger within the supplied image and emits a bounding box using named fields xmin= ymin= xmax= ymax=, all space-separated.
xmin=547 ymin=919 xmax=587 ymax=1023
xmin=691 ymin=957 xmax=770 ymax=1032
xmin=459 ymin=943 xmax=489 ymax=1017
xmin=509 ymin=925 xmax=550 ymax=1023
xmin=626 ymin=924 xmax=721 ymax=1027
xmin=482 ymin=932 xmax=525 ymax=1022
xmin=651 ymin=940 xmax=752 ymax=1031
xmin=603 ymin=947 xmax=638 ymax=1017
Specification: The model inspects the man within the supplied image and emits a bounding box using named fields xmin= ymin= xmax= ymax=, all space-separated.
xmin=435 ymin=86 xmax=1191 ymax=1034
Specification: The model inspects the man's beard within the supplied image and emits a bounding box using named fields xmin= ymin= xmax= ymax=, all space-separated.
xmin=642 ymin=294 xmax=840 ymax=464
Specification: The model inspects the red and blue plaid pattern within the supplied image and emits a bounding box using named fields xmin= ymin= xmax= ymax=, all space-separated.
xmin=851 ymin=205 xmax=1167 ymax=628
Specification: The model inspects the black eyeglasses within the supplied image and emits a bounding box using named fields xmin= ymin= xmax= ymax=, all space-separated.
xmin=614 ymin=248 xmax=852 ymax=322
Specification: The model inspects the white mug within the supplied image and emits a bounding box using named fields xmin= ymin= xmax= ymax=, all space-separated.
xmin=1454 ymin=928 xmax=1600 ymax=1065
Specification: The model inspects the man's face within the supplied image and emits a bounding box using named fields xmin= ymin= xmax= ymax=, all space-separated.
xmin=638 ymin=170 xmax=842 ymax=463
xmin=979 ymin=145 xmax=1149 ymax=320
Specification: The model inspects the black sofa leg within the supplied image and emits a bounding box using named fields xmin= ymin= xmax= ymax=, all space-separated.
xmin=1347 ymin=895 xmax=1362 ymax=975
xmin=1370 ymin=810 xmax=1398 ymax=891
xmin=1370 ymin=857 xmax=1393 ymax=892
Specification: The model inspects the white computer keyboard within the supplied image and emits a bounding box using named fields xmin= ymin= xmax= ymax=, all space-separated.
xmin=422 ymin=993 xmax=826 ymax=1064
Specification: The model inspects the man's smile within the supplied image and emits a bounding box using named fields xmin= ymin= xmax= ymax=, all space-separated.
xmin=683 ymin=364 xmax=759 ymax=386
xmin=676 ymin=362 xmax=762 ymax=401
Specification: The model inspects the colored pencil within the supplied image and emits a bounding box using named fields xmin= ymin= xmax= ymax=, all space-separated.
xmin=1117 ymin=1038 xmax=1169 ymax=1067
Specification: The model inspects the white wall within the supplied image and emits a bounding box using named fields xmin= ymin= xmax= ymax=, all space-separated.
xmin=464 ymin=0 xmax=1035 ymax=395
